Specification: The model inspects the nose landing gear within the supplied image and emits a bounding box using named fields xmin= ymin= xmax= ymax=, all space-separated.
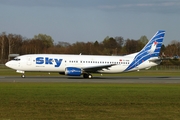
xmin=16 ymin=70 xmax=25 ymax=78
xmin=21 ymin=74 xmax=25 ymax=78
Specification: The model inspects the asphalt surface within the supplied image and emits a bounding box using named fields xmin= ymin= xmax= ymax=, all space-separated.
xmin=0 ymin=76 xmax=180 ymax=83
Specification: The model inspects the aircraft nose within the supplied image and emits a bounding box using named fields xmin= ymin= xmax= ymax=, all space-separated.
xmin=5 ymin=61 xmax=19 ymax=70
xmin=5 ymin=61 xmax=11 ymax=68
xmin=5 ymin=61 xmax=15 ymax=69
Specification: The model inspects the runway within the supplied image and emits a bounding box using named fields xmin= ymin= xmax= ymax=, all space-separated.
xmin=0 ymin=76 xmax=180 ymax=83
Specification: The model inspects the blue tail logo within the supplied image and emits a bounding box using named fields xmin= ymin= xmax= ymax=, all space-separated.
xmin=148 ymin=41 xmax=158 ymax=54
xmin=125 ymin=30 xmax=165 ymax=71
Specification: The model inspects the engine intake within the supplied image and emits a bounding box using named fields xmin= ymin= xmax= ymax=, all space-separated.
xmin=65 ymin=67 xmax=82 ymax=76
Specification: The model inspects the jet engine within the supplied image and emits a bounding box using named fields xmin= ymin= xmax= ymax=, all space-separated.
xmin=65 ymin=67 xmax=82 ymax=76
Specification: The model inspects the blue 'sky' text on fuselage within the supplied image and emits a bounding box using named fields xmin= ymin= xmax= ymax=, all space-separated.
xmin=36 ymin=57 xmax=63 ymax=67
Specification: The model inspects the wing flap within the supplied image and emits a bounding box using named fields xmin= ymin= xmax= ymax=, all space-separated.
xmin=82 ymin=64 xmax=115 ymax=73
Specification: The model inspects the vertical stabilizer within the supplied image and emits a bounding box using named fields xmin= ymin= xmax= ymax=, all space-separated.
xmin=125 ymin=30 xmax=165 ymax=71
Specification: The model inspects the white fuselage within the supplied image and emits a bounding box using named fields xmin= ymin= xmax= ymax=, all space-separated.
xmin=5 ymin=54 xmax=160 ymax=74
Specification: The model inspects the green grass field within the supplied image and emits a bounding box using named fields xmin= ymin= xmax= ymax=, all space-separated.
xmin=0 ymin=66 xmax=180 ymax=119
xmin=0 ymin=83 xmax=180 ymax=120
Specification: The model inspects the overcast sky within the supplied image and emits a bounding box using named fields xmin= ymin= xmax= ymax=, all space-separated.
xmin=0 ymin=0 xmax=180 ymax=45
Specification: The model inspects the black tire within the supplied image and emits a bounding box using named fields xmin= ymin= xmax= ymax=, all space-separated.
xmin=88 ymin=74 xmax=93 ymax=78
xmin=21 ymin=74 xmax=25 ymax=78
xmin=83 ymin=73 xmax=93 ymax=79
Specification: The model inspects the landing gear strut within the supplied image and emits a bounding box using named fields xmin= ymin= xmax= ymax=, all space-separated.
xmin=83 ymin=73 xmax=93 ymax=79
xmin=21 ymin=74 xmax=25 ymax=78
xmin=16 ymin=70 xmax=25 ymax=78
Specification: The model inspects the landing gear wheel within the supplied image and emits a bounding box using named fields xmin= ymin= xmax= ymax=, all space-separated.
xmin=83 ymin=73 xmax=93 ymax=79
xmin=21 ymin=74 xmax=25 ymax=78
xmin=88 ymin=74 xmax=92 ymax=79
xmin=83 ymin=74 xmax=88 ymax=78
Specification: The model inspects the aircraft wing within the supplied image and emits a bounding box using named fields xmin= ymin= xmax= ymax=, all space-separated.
xmin=82 ymin=64 xmax=115 ymax=73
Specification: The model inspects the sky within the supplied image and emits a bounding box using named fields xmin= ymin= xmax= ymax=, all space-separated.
xmin=0 ymin=0 xmax=180 ymax=45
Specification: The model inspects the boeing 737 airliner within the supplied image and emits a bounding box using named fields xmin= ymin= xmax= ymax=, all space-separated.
xmin=5 ymin=30 xmax=165 ymax=78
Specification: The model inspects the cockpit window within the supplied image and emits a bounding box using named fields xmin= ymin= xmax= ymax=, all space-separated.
xmin=13 ymin=58 xmax=21 ymax=61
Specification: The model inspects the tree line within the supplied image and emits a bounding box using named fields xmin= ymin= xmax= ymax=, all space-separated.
xmin=0 ymin=32 xmax=180 ymax=65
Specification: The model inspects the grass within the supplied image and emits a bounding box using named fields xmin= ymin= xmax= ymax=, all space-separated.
xmin=1 ymin=65 xmax=180 ymax=77
xmin=0 ymin=66 xmax=180 ymax=119
xmin=0 ymin=83 xmax=180 ymax=119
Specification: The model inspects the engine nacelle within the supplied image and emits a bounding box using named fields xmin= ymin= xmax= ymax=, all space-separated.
xmin=65 ymin=67 xmax=82 ymax=76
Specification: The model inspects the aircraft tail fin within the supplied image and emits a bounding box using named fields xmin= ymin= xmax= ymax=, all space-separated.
xmin=134 ymin=30 xmax=165 ymax=61
xmin=125 ymin=30 xmax=165 ymax=71
xmin=140 ymin=30 xmax=165 ymax=57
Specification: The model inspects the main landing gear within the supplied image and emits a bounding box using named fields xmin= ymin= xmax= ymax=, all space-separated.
xmin=83 ymin=73 xmax=93 ymax=79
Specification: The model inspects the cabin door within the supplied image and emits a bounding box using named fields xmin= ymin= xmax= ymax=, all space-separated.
xmin=27 ymin=57 xmax=32 ymax=66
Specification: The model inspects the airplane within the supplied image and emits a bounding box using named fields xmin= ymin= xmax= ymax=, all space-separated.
xmin=5 ymin=30 xmax=165 ymax=78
